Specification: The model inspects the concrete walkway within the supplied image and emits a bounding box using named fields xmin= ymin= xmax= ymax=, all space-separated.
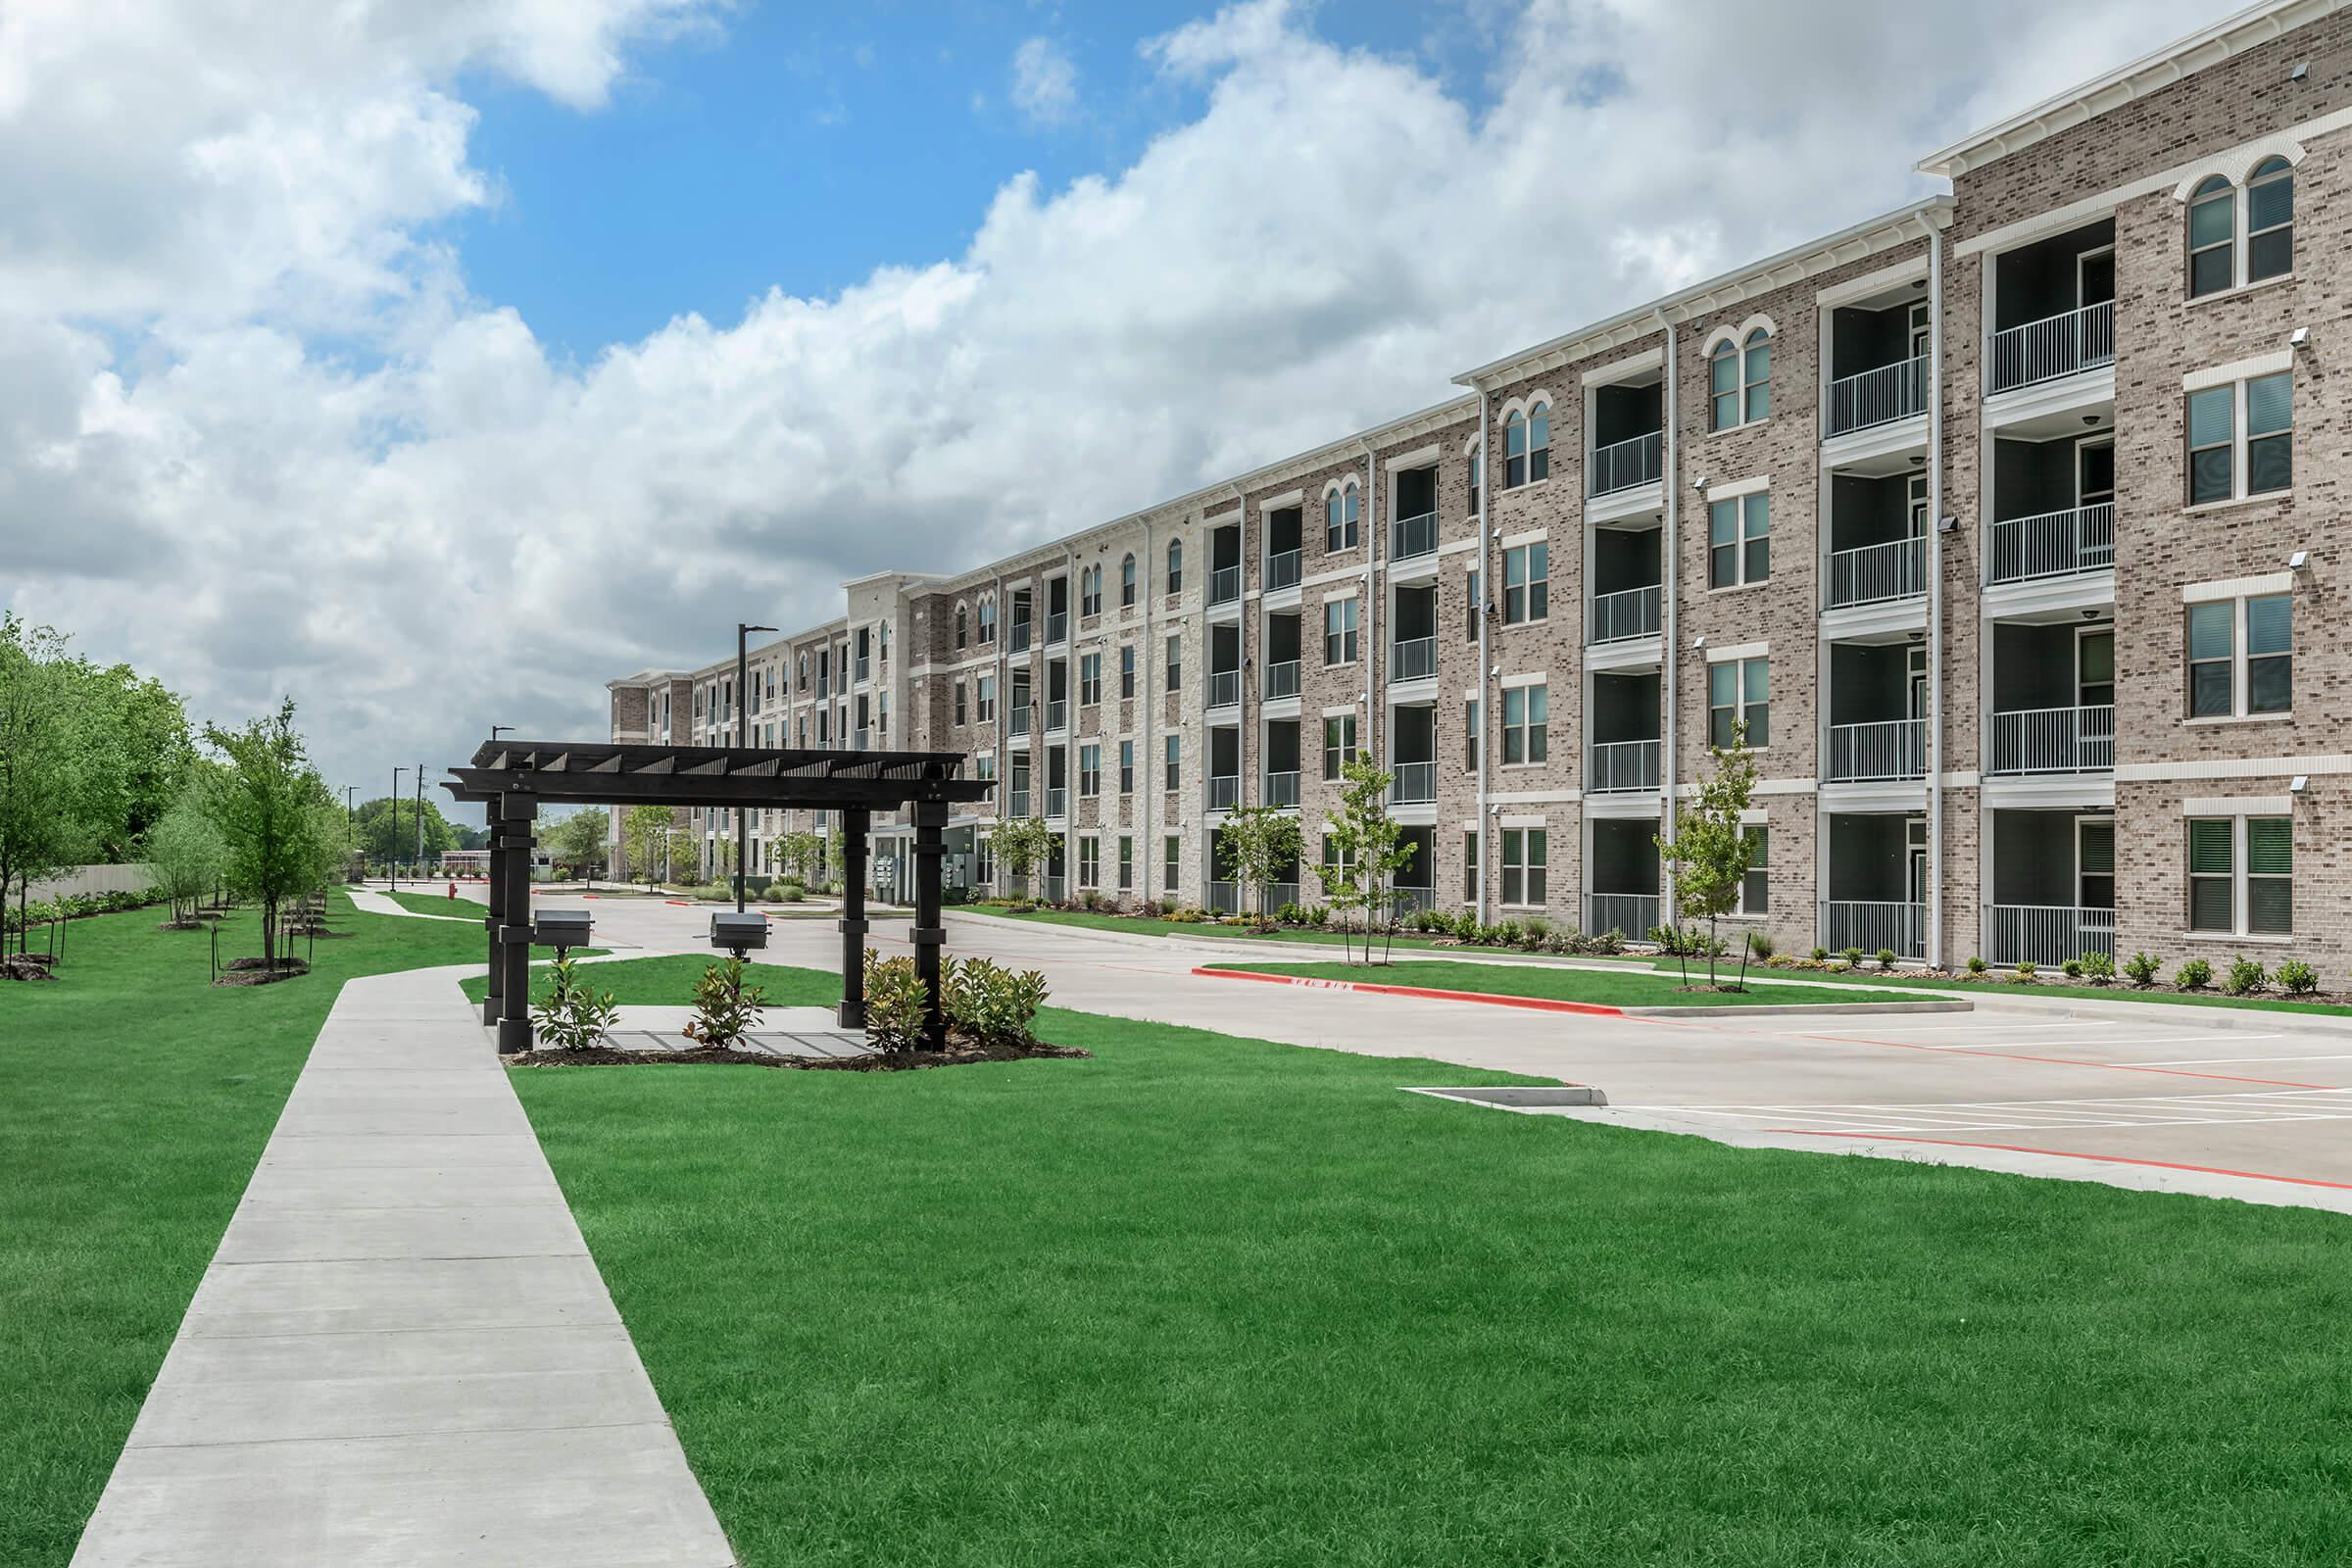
xmin=71 ymin=966 xmax=735 ymax=1567
xmin=344 ymin=885 xmax=479 ymax=923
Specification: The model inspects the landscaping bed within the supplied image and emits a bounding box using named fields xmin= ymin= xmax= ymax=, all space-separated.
xmin=212 ymin=956 xmax=311 ymax=987
xmin=508 ymin=1037 xmax=1090 ymax=1071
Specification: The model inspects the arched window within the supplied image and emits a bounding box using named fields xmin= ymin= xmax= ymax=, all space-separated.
xmin=2187 ymin=174 xmax=2235 ymax=297
xmin=2248 ymin=157 xmax=2293 ymax=282
xmin=977 ymin=596 xmax=997 ymax=644
xmin=1504 ymin=401 xmax=1549 ymax=487
xmin=796 ymin=652 xmax=808 ymax=691
xmin=1166 ymin=538 xmax=1183 ymax=595
xmin=1740 ymin=329 xmax=1771 ymax=422
xmin=1710 ymin=328 xmax=1771 ymax=429
xmin=1120 ymin=553 xmax=1137 ymax=608
xmin=954 ymin=602 xmax=968 ymax=649
xmin=1080 ymin=564 xmax=1102 ymax=616
xmin=1325 ymin=481 xmax=1359 ymax=550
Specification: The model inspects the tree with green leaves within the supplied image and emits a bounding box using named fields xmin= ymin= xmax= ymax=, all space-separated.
xmin=1216 ymin=805 xmax=1301 ymax=932
xmin=1653 ymin=722 xmax=1760 ymax=991
xmin=986 ymin=816 xmax=1057 ymax=904
xmin=542 ymin=808 xmax=609 ymax=886
xmin=0 ymin=615 xmax=99 ymax=956
xmin=774 ymin=828 xmax=823 ymax=887
xmin=203 ymin=699 xmax=335 ymax=972
xmin=146 ymin=782 xmax=229 ymax=929
xmin=353 ymin=794 xmax=458 ymax=867
xmin=1315 ymin=756 xmax=1419 ymax=964
xmin=621 ymin=804 xmax=674 ymax=886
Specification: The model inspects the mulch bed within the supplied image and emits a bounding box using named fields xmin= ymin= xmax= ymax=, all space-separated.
xmin=212 ymin=956 xmax=312 ymax=987
xmin=2 ymin=954 xmax=59 ymax=982
xmin=507 ymin=1038 xmax=1090 ymax=1071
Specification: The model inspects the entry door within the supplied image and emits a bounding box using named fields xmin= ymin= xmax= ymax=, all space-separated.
xmin=1906 ymin=642 xmax=1929 ymax=720
xmin=2077 ymin=247 xmax=2116 ymax=308
xmin=1906 ymin=817 xmax=1929 ymax=911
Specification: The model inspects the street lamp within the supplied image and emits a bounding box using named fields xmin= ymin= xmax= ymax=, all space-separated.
xmin=390 ymin=766 xmax=407 ymax=891
xmin=736 ymin=622 xmax=777 ymax=913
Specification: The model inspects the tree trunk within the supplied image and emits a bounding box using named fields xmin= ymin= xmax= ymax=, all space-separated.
xmin=1706 ymin=918 xmax=1719 ymax=989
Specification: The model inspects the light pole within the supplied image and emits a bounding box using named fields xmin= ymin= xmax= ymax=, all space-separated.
xmin=390 ymin=767 xmax=407 ymax=890
xmin=344 ymin=786 xmax=358 ymax=877
xmin=736 ymin=622 xmax=776 ymax=912
xmin=415 ymin=763 xmax=426 ymax=878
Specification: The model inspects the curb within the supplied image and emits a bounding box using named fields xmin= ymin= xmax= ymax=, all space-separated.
xmin=1192 ymin=965 xmax=1976 ymax=1019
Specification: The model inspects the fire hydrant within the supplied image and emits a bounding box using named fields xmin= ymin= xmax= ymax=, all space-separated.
xmin=447 ymin=881 xmax=458 ymax=900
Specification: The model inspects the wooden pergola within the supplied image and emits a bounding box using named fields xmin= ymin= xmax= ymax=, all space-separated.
xmin=444 ymin=740 xmax=995 ymax=1054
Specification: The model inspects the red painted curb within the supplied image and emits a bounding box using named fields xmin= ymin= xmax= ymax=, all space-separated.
xmin=1192 ymin=965 xmax=1627 ymax=1016
xmin=663 ymin=899 xmax=691 ymax=906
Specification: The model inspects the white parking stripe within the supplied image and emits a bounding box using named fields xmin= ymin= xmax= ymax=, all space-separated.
xmin=2129 ymin=1051 xmax=2352 ymax=1066
xmin=1616 ymin=1087 xmax=2352 ymax=1136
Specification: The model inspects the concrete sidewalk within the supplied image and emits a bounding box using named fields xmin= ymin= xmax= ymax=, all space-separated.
xmin=71 ymin=966 xmax=735 ymax=1567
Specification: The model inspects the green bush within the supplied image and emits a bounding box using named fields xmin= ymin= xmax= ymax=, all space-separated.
xmin=2079 ymin=950 xmax=2116 ymax=983
xmin=1875 ymin=948 xmax=1897 ymax=971
xmin=2173 ymin=957 xmax=2213 ymax=992
xmin=2061 ymin=958 xmax=2084 ymax=979
xmin=1966 ymin=955 xmax=1988 ymax=975
xmin=530 ymin=956 xmax=618 ymax=1051
xmin=683 ymin=957 xmax=767 ymax=1050
xmin=1809 ymin=947 xmax=1829 ymax=961
xmin=2226 ymin=956 xmax=2269 ymax=997
xmin=943 ymin=956 xmax=1051 ymax=1047
xmin=1746 ymin=930 xmax=1775 ymax=959
xmin=1839 ymin=948 xmax=1865 ymax=968
xmin=2278 ymin=958 xmax=2320 ymax=996
xmin=2124 ymin=951 xmax=2161 ymax=988
xmin=861 ymin=950 xmax=930 ymax=1053
xmin=2012 ymin=960 xmax=2037 ymax=982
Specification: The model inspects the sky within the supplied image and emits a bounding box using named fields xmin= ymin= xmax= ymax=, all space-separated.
xmin=1 ymin=0 xmax=2224 ymax=821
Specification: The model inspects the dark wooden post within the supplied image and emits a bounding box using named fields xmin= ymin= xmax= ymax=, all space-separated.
xmin=837 ymin=807 xmax=869 ymax=1028
xmin=481 ymin=800 xmax=506 ymax=1025
xmin=497 ymin=793 xmax=537 ymax=1054
xmin=910 ymin=798 xmax=948 ymax=1048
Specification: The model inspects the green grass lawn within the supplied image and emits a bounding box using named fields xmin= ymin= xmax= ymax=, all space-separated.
xmin=510 ymin=964 xmax=2352 ymax=1565
xmin=0 ymin=896 xmax=489 ymax=1566
xmin=1662 ymin=957 xmax=2352 ymax=1017
xmin=381 ymin=886 xmax=490 ymax=918
xmin=460 ymin=955 xmax=839 ymax=1011
xmin=958 ymin=903 xmax=1654 ymax=958
xmin=1217 ymin=958 xmax=1923 ymax=1008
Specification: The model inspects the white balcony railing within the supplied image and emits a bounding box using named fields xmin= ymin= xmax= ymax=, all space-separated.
xmin=1007 ymin=791 xmax=1030 ymax=818
xmin=1391 ymin=760 xmax=1438 ymax=804
xmin=1392 ymin=511 xmax=1439 ymax=560
xmin=1046 ymin=611 xmax=1069 ymax=645
xmin=1206 ymin=668 xmax=1242 ymax=710
xmin=1988 ymin=502 xmax=2115 ymax=584
xmin=1009 ymin=621 xmax=1032 ymax=654
xmin=1009 ymin=706 xmax=1031 ymax=738
xmin=1207 ymin=775 xmax=1241 ymax=810
xmin=1264 ymin=770 xmax=1300 ymax=808
xmin=1990 ymin=705 xmax=2113 ymax=773
xmin=1040 ymin=874 xmax=1065 ymax=905
xmin=1266 ymin=549 xmax=1302 ymax=592
xmin=1826 ymin=537 xmax=1926 ymax=609
xmin=1390 ymin=883 xmax=1438 ymax=914
xmin=1988 ymin=300 xmax=2114 ymax=395
xmin=1045 ymin=698 xmax=1068 ymax=732
xmin=1209 ymin=564 xmax=1243 ymax=607
xmin=1206 ymin=879 xmax=1240 ymax=914
xmin=1045 ymin=787 xmax=1067 ymax=818
xmin=1587 ymin=429 xmax=1663 ymax=497
xmin=1587 ymin=738 xmax=1662 ymax=793
xmin=1586 ymin=893 xmax=1658 ymax=938
xmin=1821 ymin=901 xmax=1925 ymax=959
xmin=1988 ymin=905 xmax=2115 ymax=968
xmin=1392 ymin=636 xmax=1437 ymax=681
xmin=1588 ymin=584 xmax=1662 ymax=644
xmin=1826 ymin=354 xmax=1929 ymax=436
xmin=1827 ymin=718 xmax=1927 ymax=782
xmin=1263 ymin=660 xmax=1300 ymax=700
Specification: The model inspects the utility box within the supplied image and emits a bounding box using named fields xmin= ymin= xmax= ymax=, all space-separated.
xmin=533 ymin=909 xmax=593 ymax=949
xmin=710 ymin=910 xmax=767 ymax=953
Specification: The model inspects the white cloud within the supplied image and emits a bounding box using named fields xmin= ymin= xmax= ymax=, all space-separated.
xmin=1009 ymin=35 xmax=1079 ymax=126
xmin=0 ymin=0 xmax=2223 ymax=806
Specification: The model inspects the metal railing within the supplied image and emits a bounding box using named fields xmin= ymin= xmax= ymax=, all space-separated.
xmin=1826 ymin=354 xmax=1929 ymax=436
xmin=1826 ymin=718 xmax=1927 ymax=782
xmin=1206 ymin=880 xmax=1240 ymax=914
xmin=1826 ymin=537 xmax=1926 ymax=609
xmin=1392 ymin=511 xmax=1439 ymax=560
xmin=1588 ymin=584 xmax=1662 ymax=644
xmin=1587 ymin=429 xmax=1663 ymax=496
xmin=1207 ymin=775 xmax=1240 ymax=810
xmin=1988 ymin=502 xmax=2114 ymax=584
xmin=1392 ymin=636 xmax=1437 ymax=681
xmin=1988 ymin=299 xmax=2114 ymax=395
xmin=1389 ymin=884 xmax=1437 ymax=914
xmin=1209 ymin=564 xmax=1243 ymax=606
xmin=1266 ymin=549 xmax=1302 ymax=592
xmin=1040 ymin=875 xmax=1065 ymax=904
xmin=853 ymin=728 xmax=870 ymax=750
xmin=1588 ymin=738 xmax=1663 ymax=793
xmin=1267 ymin=881 xmax=1301 ymax=913
xmin=1391 ymin=760 xmax=1438 ymax=804
xmin=1264 ymin=770 xmax=1300 ymax=808
xmin=1586 ymin=893 xmax=1658 ymax=937
xmin=1263 ymin=660 xmax=1300 ymax=700
xmin=1047 ymin=611 xmax=1068 ymax=644
xmin=1821 ymin=900 xmax=1926 ymax=959
xmin=1045 ymin=787 xmax=1067 ymax=818
xmin=1206 ymin=668 xmax=1242 ymax=710
xmin=1008 ymin=790 xmax=1030 ymax=817
xmin=854 ymin=658 xmax=870 ymax=684
xmin=1988 ymin=905 xmax=2115 ymax=968
xmin=1990 ymin=705 xmax=2114 ymax=773
xmin=1045 ymin=698 xmax=1068 ymax=732
xmin=1009 ymin=706 xmax=1031 ymax=738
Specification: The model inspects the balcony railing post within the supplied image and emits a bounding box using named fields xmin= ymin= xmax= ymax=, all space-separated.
xmin=1588 ymin=584 xmax=1662 ymax=644
xmin=1587 ymin=738 xmax=1662 ymax=792
xmin=1392 ymin=637 xmax=1437 ymax=681
xmin=1988 ymin=300 xmax=2115 ymax=395
xmin=1826 ymin=353 xmax=1929 ymax=436
xmin=1826 ymin=718 xmax=1927 ymax=782
xmin=1820 ymin=900 xmax=1927 ymax=959
xmin=1587 ymin=429 xmax=1663 ymax=497
xmin=1988 ymin=905 xmax=2115 ymax=967
xmin=1989 ymin=704 xmax=2114 ymax=773
xmin=1391 ymin=511 xmax=1439 ymax=560
xmin=1988 ymin=502 xmax=2115 ymax=584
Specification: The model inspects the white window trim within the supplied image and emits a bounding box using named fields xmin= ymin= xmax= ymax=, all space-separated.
xmin=2185 ymin=592 xmax=2291 ymax=719
xmin=1704 ymin=640 xmax=1769 ymax=664
xmin=1702 ymin=472 xmax=1770 ymax=502
xmin=2185 ymin=372 xmax=2292 ymax=507
xmin=2176 ymin=152 xmax=2299 ymax=295
xmin=2184 ymin=811 xmax=2293 ymax=940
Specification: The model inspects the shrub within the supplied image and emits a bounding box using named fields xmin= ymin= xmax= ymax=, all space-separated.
xmin=683 ymin=957 xmax=767 ymax=1050
xmin=2123 ymin=952 xmax=2161 ymax=988
xmin=1746 ymin=930 xmax=1776 ymax=959
xmin=944 ymin=956 xmax=1050 ymax=1047
xmin=769 ymin=881 xmax=806 ymax=904
xmin=1518 ymin=915 xmax=1551 ymax=950
xmin=2226 ymin=956 xmax=2269 ymax=997
xmin=1274 ymin=902 xmax=1303 ymax=927
xmin=1875 ymin=948 xmax=1897 ymax=971
xmin=1305 ymin=904 xmax=1330 ymax=927
xmin=1493 ymin=919 xmax=1523 ymax=949
xmin=1079 ymin=889 xmax=1104 ymax=912
xmin=1966 ymin=955 xmax=1988 ymax=975
xmin=2278 ymin=958 xmax=2320 ymax=996
xmin=2061 ymin=958 xmax=2083 ymax=979
xmin=529 ymin=956 xmax=618 ymax=1051
xmin=861 ymin=950 xmax=931 ymax=1052
xmin=2079 ymin=950 xmax=2115 ymax=983
xmin=2173 ymin=957 xmax=2213 ymax=992
xmin=1839 ymin=948 xmax=1865 ymax=968
xmin=1810 ymin=947 xmax=1830 ymax=962
xmin=2010 ymin=960 xmax=2038 ymax=982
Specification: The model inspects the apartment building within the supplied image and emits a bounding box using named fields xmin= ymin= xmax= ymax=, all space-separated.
xmin=609 ymin=0 xmax=2352 ymax=975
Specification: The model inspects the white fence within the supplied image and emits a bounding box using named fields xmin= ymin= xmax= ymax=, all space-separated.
xmin=28 ymin=863 xmax=156 ymax=900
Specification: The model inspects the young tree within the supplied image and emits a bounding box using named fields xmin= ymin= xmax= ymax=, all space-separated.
xmin=543 ymin=808 xmax=609 ymax=887
xmin=203 ymin=699 xmax=334 ymax=972
xmin=145 ymin=784 xmax=228 ymax=928
xmin=1216 ymin=805 xmax=1301 ymax=932
xmin=774 ymin=828 xmax=823 ymax=886
xmin=622 ymin=804 xmax=674 ymax=886
xmin=986 ymin=816 xmax=1057 ymax=904
xmin=0 ymin=615 xmax=99 ymax=956
xmin=1653 ymin=723 xmax=1760 ymax=991
xmin=354 ymin=794 xmax=458 ymax=866
xmin=1316 ymin=757 xmax=1418 ymax=964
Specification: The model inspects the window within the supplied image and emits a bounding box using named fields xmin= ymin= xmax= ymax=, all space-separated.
xmin=1464 ymin=698 xmax=1480 ymax=771
xmin=1501 ymin=827 xmax=1546 ymax=906
xmin=973 ymin=752 xmax=997 ymax=783
xmin=2187 ymin=175 xmax=2234 ymax=297
xmin=2186 ymin=593 xmax=2291 ymax=717
xmin=1503 ymin=400 xmax=1550 ymax=487
xmin=1164 ymin=734 xmax=1181 ymax=790
xmin=2188 ymin=372 xmax=2291 ymax=506
xmin=955 ymin=604 xmax=968 ymax=649
xmin=1119 ymin=740 xmax=1135 ymax=794
xmin=976 ymin=674 xmax=997 ymax=723
xmin=978 ymin=597 xmax=997 ymax=643
xmin=1501 ymin=542 xmax=1547 ymax=623
xmin=1164 ymin=834 xmax=1181 ymax=893
xmin=1325 ymin=482 xmax=1359 ymax=551
xmin=1709 ymin=328 xmax=1771 ymax=429
xmin=1463 ymin=829 xmax=1480 ymax=903
xmin=1501 ymin=683 xmax=1546 ymax=764
xmin=1120 ymin=554 xmax=1137 ymax=608
xmin=1118 ymin=836 xmax=1134 ymax=891
xmin=1322 ymin=714 xmax=1356 ymax=780
xmin=2248 ymin=157 xmax=2293 ymax=282
xmin=1078 ymin=837 xmax=1101 ymax=889
xmin=1165 ymin=634 xmax=1182 ymax=693
xmin=1166 ymin=539 xmax=1183 ymax=595
xmin=1708 ymin=658 xmax=1769 ymax=748
xmin=2188 ymin=815 xmax=2291 ymax=936
xmin=1079 ymin=744 xmax=1102 ymax=797
xmin=797 ymin=653 xmax=808 ymax=691
xmin=954 ymin=681 xmax=967 ymax=725
xmin=1738 ymin=826 xmax=1768 ymax=915
xmin=1080 ymin=653 xmax=1102 ymax=706
xmin=1120 ymin=645 xmax=1136 ymax=700
xmin=1465 ymin=568 xmax=1481 ymax=640
xmin=1323 ymin=598 xmax=1359 ymax=664
xmin=1708 ymin=492 xmax=1770 ymax=588
xmin=1467 ymin=445 xmax=1482 ymax=517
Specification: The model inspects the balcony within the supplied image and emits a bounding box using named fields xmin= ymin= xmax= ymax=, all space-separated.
xmin=1209 ymin=564 xmax=1243 ymax=607
xmin=855 ymin=657 xmax=871 ymax=683
xmin=1587 ymin=430 xmax=1663 ymax=497
xmin=1989 ymin=503 xmax=2114 ymax=585
xmin=1207 ymin=774 xmax=1240 ymax=810
xmin=1206 ymin=668 xmax=1242 ymax=710
xmin=1988 ymin=301 xmax=2113 ymax=396
xmin=1586 ymin=893 xmax=1658 ymax=938
xmin=1266 ymin=550 xmax=1302 ymax=593
xmin=1392 ymin=511 xmax=1439 ymax=561
xmin=1587 ymin=738 xmax=1662 ymax=794
xmin=1826 ymin=354 xmax=1928 ymax=437
xmin=1047 ymin=611 xmax=1069 ymax=645
xmin=1040 ymin=874 xmax=1065 ymax=904
xmin=1045 ymin=698 xmax=1068 ymax=733
xmin=1391 ymin=760 xmax=1437 ymax=805
xmin=1988 ymin=905 xmax=2114 ymax=968
xmin=1990 ymin=705 xmax=2113 ymax=774
xmin=1821 ymin=900 xmax=1926 ymax=959
xmin=1264 ymin=770 xmax=1299 ymax=808
xmin=1826 ymin=537 xmax=1926 ymax=610
xmin=1045 ymin=786 xmax=1067 ymax=818
xmin=1010 ymin=621 xmax=1033 ymax=654
xmin=1587 ymin=585 xmax=1661 ymax=645
xmin=1392 ymin=636 xmax=1437 ymax=682
xmin=1009 ymin=706 xmax=1031 ymax=738
xmin=1826 ymin=718 xmax=1926 ymax=782
xmin=1391 ymin=884 xmax=1438 ymax=914
xmin=1008 ymin=789 xmax=1031 ymax=817
xmin=1263 ymin=660 xmax=1299 ymax=701
xmin=1206 ymin=879 xmax=1240 ymax=914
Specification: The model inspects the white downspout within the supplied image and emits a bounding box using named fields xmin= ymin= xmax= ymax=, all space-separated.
xmin=1141 ymin=518 xmax=1153 ymax=907
xmin=1474 ymin=389 xmax=1492 ymax=925
xmin=1926 ymin=220 xmax=1946 ymax=969
xmin=1655 ymin=310 xmax=1681 ymax=928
